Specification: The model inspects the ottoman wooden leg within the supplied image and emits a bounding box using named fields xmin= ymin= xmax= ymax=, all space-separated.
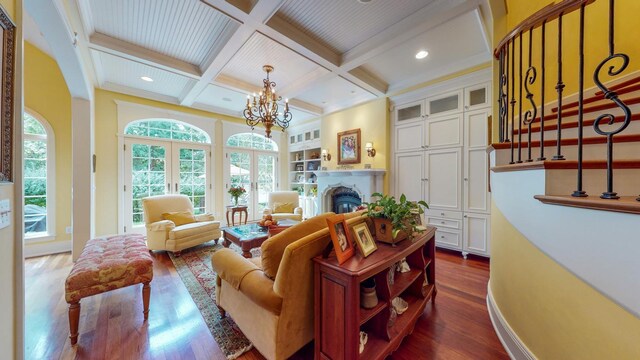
xmin=174 ymin=250 xmax=182 ymax=257
xmin=217 ymin=305 xmax=226 ymax=318
xmin=142 ymin=282 xmax=151 ymax=320
xmin=68 ymin=301 xmax=81 ymax=345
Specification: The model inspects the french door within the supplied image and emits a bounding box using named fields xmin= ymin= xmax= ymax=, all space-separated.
xmin=124 ymin=138 xmax=211 ymax=233
xmin=226 ymin=149 xmax=277 ymax=220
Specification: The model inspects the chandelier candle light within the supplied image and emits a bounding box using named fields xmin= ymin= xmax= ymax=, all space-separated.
xmin=244 ymin=65 xmax=292 ymax=138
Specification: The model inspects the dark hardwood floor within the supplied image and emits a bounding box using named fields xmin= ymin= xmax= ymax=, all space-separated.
xmin=25 ymin=248 xmax=508 ymax=360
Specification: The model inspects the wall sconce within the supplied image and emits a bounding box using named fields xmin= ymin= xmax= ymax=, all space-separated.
xmin=322 ymin=149 xmax=332 ymax=161
xmin=365 ymin=142 xmax=376 ymax=157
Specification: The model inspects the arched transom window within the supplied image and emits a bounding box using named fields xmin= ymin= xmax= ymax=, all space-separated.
xmin=125 ymin=119 xmax=211 ymax=143
xmin=226 ymin=132 xmax=278 ymax=151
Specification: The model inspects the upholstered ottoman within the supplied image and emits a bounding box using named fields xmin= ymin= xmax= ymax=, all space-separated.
xmin=64 ymin=234 xmax=153 ymax=345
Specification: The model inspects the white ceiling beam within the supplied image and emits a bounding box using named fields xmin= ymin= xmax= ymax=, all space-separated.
xmin=287 ymin=99 xmax=323 ymax=115
xmin=275 ymin=67 xmax=332 ymax=99
xmin=340 ymin=0 xmax=479 ymax=71
xmin=89 ymin=33 xmax=202 ymax=79
xmin=180 ymin=0 xmax=289 ymax=106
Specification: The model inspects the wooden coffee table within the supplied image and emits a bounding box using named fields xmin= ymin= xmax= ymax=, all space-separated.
xmin=222 ymin=220 xmax=298 ymax=258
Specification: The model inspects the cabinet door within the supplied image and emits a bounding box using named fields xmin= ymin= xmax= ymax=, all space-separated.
xmin=426 ymin=90 xmax=462 ymax=117
xmin=464 ymin=82 xmax=491 ymax=111
xmin=425 ymin=113 xmax=463 ymax=149
xmin=425 ymin=148 xmax=462 ymax=211
xmin=395 ymin=152 xmax=424 ymax=201
xmin=464 ymin=148 xmax=489 ymax=213
xmin=395 ymin=122 xmax=424 ymax=153
xmin=463 ymin=212 xmax=490 ymax=256
xmin=395 ymin=100 xmax=424 ymax=124
xmin=464 ymin=108 xmax=490 ymax=149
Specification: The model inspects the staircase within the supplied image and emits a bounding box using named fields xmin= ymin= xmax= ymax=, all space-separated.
xmin=492 ymin=0 xmax=640 ymax=214
xmin=489 ymin=0 xmax=640 ymax=320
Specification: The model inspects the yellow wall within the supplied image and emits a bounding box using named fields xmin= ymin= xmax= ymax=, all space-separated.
xmin=94 ymin=89 xmax=288 ymax=235
xmin=320 ymin=98 xmax=390 ymax=194
xmin=24 ymin=42 xmax=72 ymax=246
xmin=0 ymin=0 xmax=17 ymax=357
xmin=491 ymin=205 xmax=640 ymax=358
xmin=490 ymin=1 xmax=640 ymax=358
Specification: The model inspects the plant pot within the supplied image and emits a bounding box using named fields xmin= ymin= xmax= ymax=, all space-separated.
xmin=372 ymin=218 xmax=407 ymax=245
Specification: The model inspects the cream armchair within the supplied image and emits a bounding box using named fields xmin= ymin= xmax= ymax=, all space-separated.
xmin=263 ymin=191 xmax=303 ymax=221
xmin=211 ymin=211 xmax=365 ymax=360
xmin=142 ymin=194 xmax=221 ymax=255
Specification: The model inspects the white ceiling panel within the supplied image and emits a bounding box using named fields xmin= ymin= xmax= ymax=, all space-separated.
xmin=95 ymin=51 xmax=195 ymax=98
xmin=88 ymin=0 xmax=239 ymax=67
xmin=295 ymin=76 xmax=376 ymax=111
xmin=276 ymin=0 xmax=436 ymax=53
xmin=194 ymin=84 xmax=317 ymax=124
xmin=360 ymin=11 xmax=491 ymax=91
xmin=219 ymin=33 xmax=326 ymax=91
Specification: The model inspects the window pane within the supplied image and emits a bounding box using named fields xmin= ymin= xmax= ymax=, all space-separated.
xmin=23 ymin=114 xmax=49 ymax=235
xmin=24 ymin=114 xmax=46 ymax=135
xmin=124 ymin=120 xmax=209 ymax=143
xmin=226 ymin=133 xmax=278 ymax=151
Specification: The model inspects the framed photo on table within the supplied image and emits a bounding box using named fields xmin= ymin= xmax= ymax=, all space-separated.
xmin=352 ymin=223 xmax=377 ymax=257
xmin=0 ymin=6 xmax=15 ymax=182
xmin=326 ymin=214 xmax=355 ymax=264
xmin=337 ymin=128 xmax=361 ymax=165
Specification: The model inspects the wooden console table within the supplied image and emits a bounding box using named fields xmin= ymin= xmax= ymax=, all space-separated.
xmin=313 ymin=226 xmax=436 ymax=360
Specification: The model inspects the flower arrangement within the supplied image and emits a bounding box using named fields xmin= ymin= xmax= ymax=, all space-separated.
xmin=364 ymin=193 xmax=428 ymax=243
xmin=228 ymin=186 xmax=246 ymax=205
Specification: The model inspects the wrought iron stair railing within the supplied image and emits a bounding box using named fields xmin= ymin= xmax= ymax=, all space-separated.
xmin=494 ymin=0 xmax=640 ymax=202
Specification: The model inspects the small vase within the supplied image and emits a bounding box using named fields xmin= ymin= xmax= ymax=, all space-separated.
xmin=233 ymin=196 xmax=239 ymax=206
xmin=360 ymin=279 xmax=378 ymax=309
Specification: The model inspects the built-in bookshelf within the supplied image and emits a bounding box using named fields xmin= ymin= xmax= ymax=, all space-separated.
xmin=289 ymin=147 xmax=321 ymax=218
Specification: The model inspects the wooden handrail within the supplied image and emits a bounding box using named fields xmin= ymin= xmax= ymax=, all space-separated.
xmin=494 ymin=0 xmax=595 ymax=58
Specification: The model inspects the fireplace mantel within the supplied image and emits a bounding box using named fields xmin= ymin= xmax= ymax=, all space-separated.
xmin=316 ymin=169 xmax=386 ymax=213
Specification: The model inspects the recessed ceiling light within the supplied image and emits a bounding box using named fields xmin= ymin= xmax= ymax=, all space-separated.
xmin=350 ymin=90 xmax=356 ymax=94
xmin=222 ymin=97 xmax=232 ymax=102
xmin=415 ymin=50 xmax=429 ymax=60
xmin=141 ymin=76 xmax=154 ymax=82
xmin=357 ymin=0 xmax=373 ymax=3
xmin=322 ymin=101 xmax=327 ymax=104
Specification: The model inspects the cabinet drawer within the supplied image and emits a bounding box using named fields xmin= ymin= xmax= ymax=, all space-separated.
xmin=426 ymin=216 xmax=461 ymax=230
xmin=429 ymin=209 xmax=463 ymax=220
xmin=435 ymin=229 xmax=461 ymax=249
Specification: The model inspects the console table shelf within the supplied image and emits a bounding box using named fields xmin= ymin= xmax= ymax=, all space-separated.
xmin=313 ymin=226 xmax=436 ymax=360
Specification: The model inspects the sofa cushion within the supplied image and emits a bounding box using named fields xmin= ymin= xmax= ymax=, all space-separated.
xmin=169 ymin=220 xmax=220 ymax=240
xmin=261 ymin=212 xmax=335 ymax=279
xmin=273 ymin=202 xmax=295 ymax=213
xmin=162 ymin=211 xmax=196 ymax=226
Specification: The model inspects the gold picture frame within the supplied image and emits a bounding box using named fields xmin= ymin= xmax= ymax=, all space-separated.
xmin=337 ymin=128 xmax=361 ymax=165
xmin=0 ymin=5 xmax=15 ymax=182
xmin=352 ymin=222 xmax=377 ymax=257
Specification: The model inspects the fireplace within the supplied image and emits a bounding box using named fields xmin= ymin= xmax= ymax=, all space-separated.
xmin=330 ymin=186 xmax=362 ymax=214
xmin=316 ymin=169 xmax=385 ymax=213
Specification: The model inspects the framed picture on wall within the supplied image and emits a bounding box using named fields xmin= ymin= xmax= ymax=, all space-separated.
xmin=0 ymin=5 xmax=15 ymax=182
xmin=337 ymin=128 xmax=361 ymax=165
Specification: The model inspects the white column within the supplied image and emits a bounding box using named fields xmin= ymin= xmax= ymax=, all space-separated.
xmin=72 ymin=98 xmax=95 ymax=260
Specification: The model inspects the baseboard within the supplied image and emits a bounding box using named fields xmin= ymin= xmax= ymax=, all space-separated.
xmin=24 ymin=239 xmax=72 ymax=258
xmin=486 ymin=281 xmax=536 ymax=360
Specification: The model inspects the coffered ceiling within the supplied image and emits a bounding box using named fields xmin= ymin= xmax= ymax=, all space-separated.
xmin=26 ymin=0 xmax=493 ymax=123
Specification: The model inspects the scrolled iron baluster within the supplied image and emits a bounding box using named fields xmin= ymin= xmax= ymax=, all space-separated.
xmin=592 ymin=0 xmax=631 ymax=200
xmin=523 ymin=29 xmax=537 ymax=162
xmin=499 ymin=49 xmax=508 ymax=143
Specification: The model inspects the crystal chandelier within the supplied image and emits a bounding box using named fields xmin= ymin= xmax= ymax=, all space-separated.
xmin=244 ymin=65 xmax=292 ymax=138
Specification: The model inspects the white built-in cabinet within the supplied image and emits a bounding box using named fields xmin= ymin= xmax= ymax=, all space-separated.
xmin=392 ymin=78 xmax=491 ymax=258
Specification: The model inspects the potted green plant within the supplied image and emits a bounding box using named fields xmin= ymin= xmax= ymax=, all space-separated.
xmin=364 ymin=193 xmax=428 ymax=244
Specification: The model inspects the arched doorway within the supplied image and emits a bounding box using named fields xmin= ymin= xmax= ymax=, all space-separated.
xmin=122 ymin=119 xmax=212 ymax=233
xmin=225 ymin=132 xmax=278 ymax=220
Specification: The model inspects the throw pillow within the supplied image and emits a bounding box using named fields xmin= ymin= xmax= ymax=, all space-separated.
xmin=261 ymin=212 xmax=335 ymax=279
xmin=162 ymin=211 xmax=196 ymax=226
xmin=273 ymin=202 xmax=295 ymax=213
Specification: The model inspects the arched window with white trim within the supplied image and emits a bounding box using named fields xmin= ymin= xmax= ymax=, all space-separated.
xmin=23 ymin=111 xmax=55 ymax=238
